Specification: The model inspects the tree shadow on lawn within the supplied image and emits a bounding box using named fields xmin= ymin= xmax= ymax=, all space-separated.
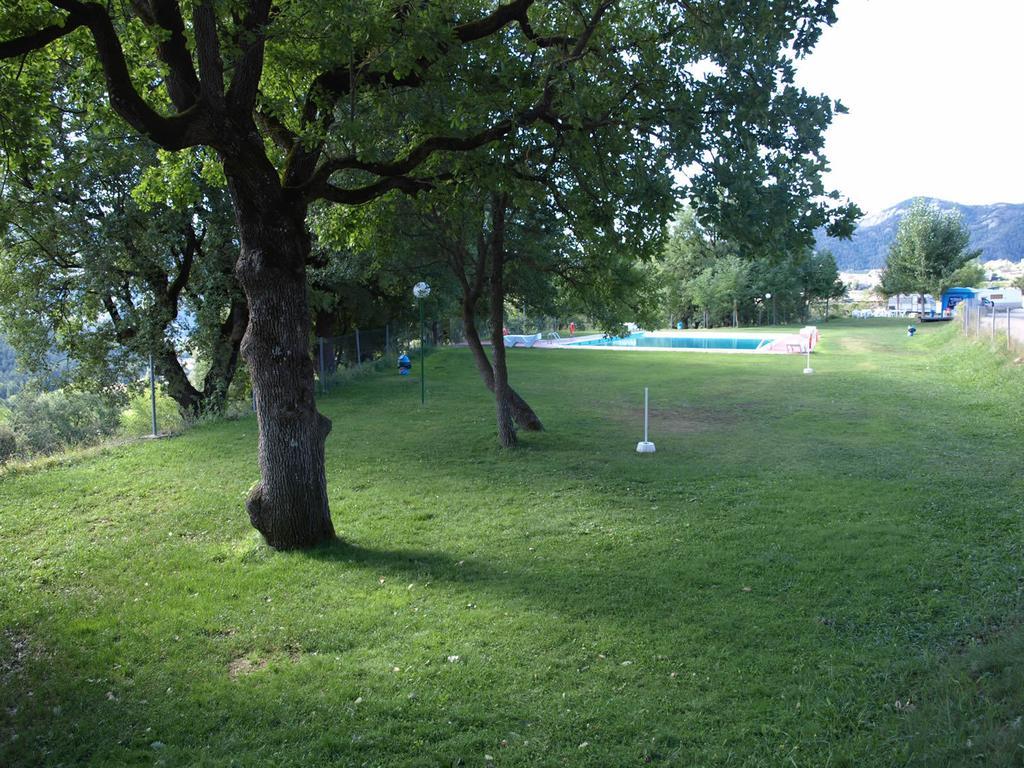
xmin=303 ymin=538 xmax=487 ymax=584
xmin=299 ymin=533 xmax=881 ymax=653
xmin=0 ymin=537 xmax=804 ymax=766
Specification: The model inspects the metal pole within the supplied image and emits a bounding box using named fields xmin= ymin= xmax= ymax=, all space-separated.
xmin=991 ymin=306 xmax=996 ymax=340
xmin=419 ymin=299 xmax=426 ymax=405
xmin=1008 ymin=308 xmax=1013 ymax=351
xmin=385 ymin=324 xmax=390 ymax=358
xmin=149 ymin=353 xmax=157 ymax=437
xmin=355 ymin=328 xmax=361 ymax=365
xmin=318 ymin=337 xmax=325 ymax=394
xmin=976 ymin=302 xmax=982 ymax=336
xmin=643 ymin=387 xmax=649 ymax=443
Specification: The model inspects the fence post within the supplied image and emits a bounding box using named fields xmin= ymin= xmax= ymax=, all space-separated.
xmin=1008 ymin=307 xmax=1012 ymax=351
xmin=355 ymin=328 xmax=361 ymax=365
xmin=991 ymin=306 xmax=996 ymax=341
xmin=976 ymin=302 xmax=982 ymax=336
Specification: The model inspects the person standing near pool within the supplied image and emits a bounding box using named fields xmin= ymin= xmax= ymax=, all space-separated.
xmin=569 ymin=321 xmax=576 ymax=337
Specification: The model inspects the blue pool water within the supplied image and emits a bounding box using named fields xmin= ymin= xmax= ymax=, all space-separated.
xmin=569 ymin=332 xmax=773 ymax=351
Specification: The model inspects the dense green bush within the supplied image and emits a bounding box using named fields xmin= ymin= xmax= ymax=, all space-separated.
xmin=120 ymin=390 xmax=183 ymax=437
xmin=7 ymin=389 xmax=121 ymax=456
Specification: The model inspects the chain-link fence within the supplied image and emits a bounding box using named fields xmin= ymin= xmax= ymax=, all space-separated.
xmin=314 ymin=315 xmax=581 ymax=393
xmin=315 ymin=325 xmax=406 ymax=392
xmin=959 ymin=300 xmax=1024 ymax=357
xmin=314 ymin=319 xmax=483 ymax=393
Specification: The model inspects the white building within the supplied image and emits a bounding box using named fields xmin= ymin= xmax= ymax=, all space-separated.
xmin=886 ymin=293 xmax=937 ymax=315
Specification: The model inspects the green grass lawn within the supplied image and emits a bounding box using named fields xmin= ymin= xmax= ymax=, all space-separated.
xmin=1 ymin=320 xmax=1022 ymax=767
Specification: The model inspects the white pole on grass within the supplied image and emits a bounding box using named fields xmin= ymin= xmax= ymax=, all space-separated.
xmin=636 ymin=387 xmax=656 ymax=453
xmin=803 ymin=344 xmax=813 ymax=375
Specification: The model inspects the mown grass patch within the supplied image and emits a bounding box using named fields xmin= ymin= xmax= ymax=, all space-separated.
xmin=0 ymin=319 xmax=1021 ymax=766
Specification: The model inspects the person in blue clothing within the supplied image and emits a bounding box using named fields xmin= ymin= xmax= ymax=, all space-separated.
xmin=907 ymin=325 xmax=917 ymax=337
xmin=398 ymin=354 xmax=412 ymax=375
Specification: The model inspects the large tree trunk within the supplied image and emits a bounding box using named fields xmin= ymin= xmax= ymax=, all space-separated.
xmin=488 ymin=194 xmax=517 ymax=448
xmin=225 ymin=154 xmax=334 ymax=550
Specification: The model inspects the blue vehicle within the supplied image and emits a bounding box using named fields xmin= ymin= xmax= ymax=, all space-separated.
xmin=921 ymin=287 xmax=977 ymax=321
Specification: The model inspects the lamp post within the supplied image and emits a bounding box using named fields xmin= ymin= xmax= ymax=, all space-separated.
xmin=149 ymin=352 xmax=157 ymax=437
xmin=765 ymin=293 xmax=773 ymax=326
xmin=413 ymin=281 xmax=431 ymax=404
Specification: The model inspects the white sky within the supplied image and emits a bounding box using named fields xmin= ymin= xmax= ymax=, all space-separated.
xmin=795 ymin=0 xmax=1024 ymax=215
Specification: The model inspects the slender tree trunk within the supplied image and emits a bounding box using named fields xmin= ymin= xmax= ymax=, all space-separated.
xmin=488 ymin=194 xmax=517 ymax=448
xmin=156 ymin=343 xmax=204 ymax=417
xmin=152 ymin=293 xmax=247 ymax=419
xmin=225 ymin=154 xmax=334 ymax=550
xmin=462 ymin=301 xmax=543 ymax=432
xmin=200 ymin=295 xmax=248 ymax=411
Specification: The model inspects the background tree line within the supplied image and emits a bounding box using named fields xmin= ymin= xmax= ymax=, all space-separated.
xmin=658 ymin=209 xmax=846 ymax=328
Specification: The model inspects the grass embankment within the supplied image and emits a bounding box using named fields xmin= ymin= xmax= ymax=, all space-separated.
xmin=1 ymin=320 xmax=1022 ymax=767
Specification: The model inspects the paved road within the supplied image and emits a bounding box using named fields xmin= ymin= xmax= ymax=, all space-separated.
xmin=966 ymin=306 xmax=1024 ymax=351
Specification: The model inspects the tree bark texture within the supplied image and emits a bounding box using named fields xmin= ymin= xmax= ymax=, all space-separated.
xmin=226 ymin=151 xmax=334 ymax=549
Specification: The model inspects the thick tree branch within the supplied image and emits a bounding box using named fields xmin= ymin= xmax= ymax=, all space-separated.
xmin=319 ymin=175 xmax=436 ymax=204
xmin=193 ymin=0 xmax=225 ymax=104
xmin=255 ymin=105 xmax=296 ymax=151
xmin=303 ymin=121 xmax=513 ymax=200
xmin=130 ymin=0 xmax=201 ymax=110
xmin=226 ymin=0 xmax=271 ymax=112
xmin=283 ymin=0 xmax=539 ymax=189
xmin=454 ymin=0 xmax=534 ymax=43
xmin=301 ymin=0 xmax=613 ymax=207
xmin=516 ymin=13 xmax=573 ymax=48
xmin=36 ymin=0 xmax=212 ymax=149
xmin=166 ymin=222 xmax=198 ymax=301
xmin=102 ymin=294 xmax=137 ymax=343
xmin=0 ymin=16 xmax=85 ymax=58
xmin=307 ymin=0 xmax=536 ymax=109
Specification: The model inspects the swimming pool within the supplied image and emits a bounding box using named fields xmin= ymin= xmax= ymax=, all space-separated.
xmin=562 ymin=329 xmax=816 ymax=354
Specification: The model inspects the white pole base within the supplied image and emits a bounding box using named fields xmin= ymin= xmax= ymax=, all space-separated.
xmin=636 ymin=441 xmax=656 ymax=453
xmin=803 ymin=367 xmax=814 ymax=375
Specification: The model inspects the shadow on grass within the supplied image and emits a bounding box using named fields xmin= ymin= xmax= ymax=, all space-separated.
xmin=302 ymin=538 xmax=489 ymax=584
xmin=298 ymin=535 xmax=765 ymax=646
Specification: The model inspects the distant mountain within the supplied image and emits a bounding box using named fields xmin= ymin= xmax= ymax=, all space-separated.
xmin=816 ymin=198 xmax=1024 ymax=271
